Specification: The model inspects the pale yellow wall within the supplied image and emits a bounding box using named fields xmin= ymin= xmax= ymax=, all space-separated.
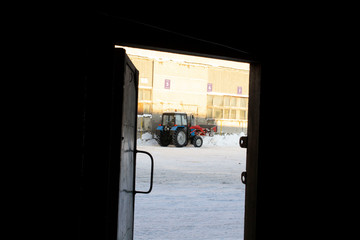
xmin=152 ymin=60 xmax=208 ymax=118
xmin=208 ymin=66 xmax=249 ymax=96
xmin=128 ymin=55 xmax=153 ymax=88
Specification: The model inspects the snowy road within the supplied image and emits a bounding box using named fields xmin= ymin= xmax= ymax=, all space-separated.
xmin=134 ymin=135 xmax=246 ymax=240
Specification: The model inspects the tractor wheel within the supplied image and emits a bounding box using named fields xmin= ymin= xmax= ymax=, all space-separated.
xmin=192 ymin=136 xmax=203 ymax=148
xmin=172 ymin=128 xmax=187 ymax=147
xmin=156 ymin=131 xmax=170 ymax=147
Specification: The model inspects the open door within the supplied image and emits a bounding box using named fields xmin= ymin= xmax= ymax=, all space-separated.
xmin=112 ymin=48 xmax=154 ymax=240
xmin=79 ymin=47 xmax=141 ymax=240
xmin=115 ymin=48 xmax=138 ymax=240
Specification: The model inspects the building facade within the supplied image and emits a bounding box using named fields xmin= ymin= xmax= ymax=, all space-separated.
xmin=118 ymin=46 xmax=249 ymax=135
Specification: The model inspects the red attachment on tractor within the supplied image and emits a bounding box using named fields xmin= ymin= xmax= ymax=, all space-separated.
xmin=190 ymin=125 xmax=217 ymax=136
xmin=190 ymin=125 xmax=206 ymax=135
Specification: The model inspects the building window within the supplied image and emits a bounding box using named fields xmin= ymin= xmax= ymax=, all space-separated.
xmin=207 ymin=95 xmax=248 ymax=120
xmin=207 ymin=95 xmax=213 ymax=106
xmin=138 ymin=103 xmax=152 ymax=114
xmin=138 ymin=88 xmax=152 ymax=115
xmin=224 ymin=109 xmax=230 ymax=119
xmin=214 ymin=108 xmax=223 ymax=119
xmin=230 ymin=109 xmax=236 ymax=119
xmin=213 ymin=96 xmax=223 ymax=106
xmin=139 ymin=89 xmax=152 ymax=101
xmin=238 ymin=98 xmax=248 ymax=108
xmin=224 ymin=96 xmax=230 ymax=107
xmin=207 ymin=108 xmax=213 ymax=118
xmin=238 ymin=110 xmax=247 ymax=120
xmin=230 ymin=97 xmax=237 ymax=107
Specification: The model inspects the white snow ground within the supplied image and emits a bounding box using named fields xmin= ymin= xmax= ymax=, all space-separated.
xmin=134 ymin=133 xmax=246 ymax=240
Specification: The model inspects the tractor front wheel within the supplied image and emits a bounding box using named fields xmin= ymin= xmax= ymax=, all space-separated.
xmin=192 ymin=136 xmax=203 ymax=147
xmin=157 ymin=131 xmax=171 ymax=147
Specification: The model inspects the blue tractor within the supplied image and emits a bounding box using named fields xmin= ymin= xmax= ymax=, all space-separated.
xmin=156 ymin=112 xmax=201 ymax=147
xmin=156 ymin=112 xmax=217 ymax=148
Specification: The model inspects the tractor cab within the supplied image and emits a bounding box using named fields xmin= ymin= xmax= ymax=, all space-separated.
xmin=161 ymin=112 xmax=188 ymax=128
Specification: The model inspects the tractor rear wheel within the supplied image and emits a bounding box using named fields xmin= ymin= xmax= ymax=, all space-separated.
xmin=173 ymin=128 xmax=187 ymax=147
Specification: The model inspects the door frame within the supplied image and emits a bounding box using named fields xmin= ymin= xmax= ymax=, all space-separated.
xmin=243 ymin=62 xmax=261 ymax=240
xmin=114 ymin=43 xmax=261 ymax=240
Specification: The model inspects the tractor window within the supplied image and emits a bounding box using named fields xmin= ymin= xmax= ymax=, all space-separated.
xmin=175 ymin=114 xmax=182 ymax=126
xmin=181 ymin=115 xmax=187 ymax=126
xmin=163 ymin=114 xmax=175 ymax=126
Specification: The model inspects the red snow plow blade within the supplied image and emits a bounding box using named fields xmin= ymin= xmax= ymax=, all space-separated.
xmin=190 ymin=124 xmax=217 ymax=136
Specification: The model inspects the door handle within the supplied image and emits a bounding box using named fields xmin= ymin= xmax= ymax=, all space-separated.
xmin=241 ymin=171 xmax=247 ymax=184
xmin=135 ymin=150 xmax=154 ymax=194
